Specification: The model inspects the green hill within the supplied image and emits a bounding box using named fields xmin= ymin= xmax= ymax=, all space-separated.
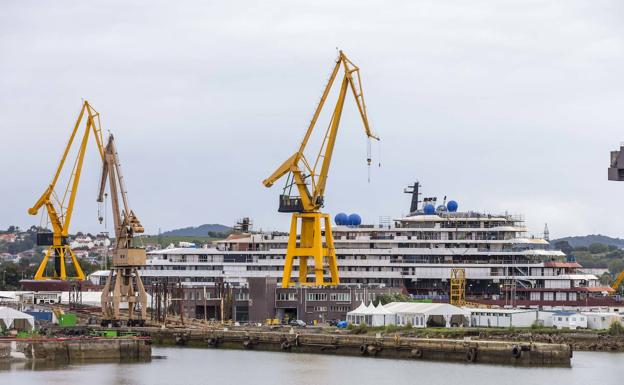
xmin=551 ymin=234 xmax=624 ymax=249
xmin=161 ymin=224 xmax=232 ymax=237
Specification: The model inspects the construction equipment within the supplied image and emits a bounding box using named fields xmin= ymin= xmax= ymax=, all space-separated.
xmin=98 ymin=135 xmax=147 ymax=326
xmin=449 ymin=268 xmax=490 ymax=308
xmin=449 ymin=268 xmax=466 ymax=306
xmin=28 ymin=101 xmax=105 ymax=280
xmin=612 ymin=274 xmax=624 ymax=291
xmin=263 ymin=51 xmax=378 ymax=287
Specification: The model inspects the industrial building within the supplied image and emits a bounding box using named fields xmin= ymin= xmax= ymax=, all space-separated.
xmin=468 ymin=308 xmax=539 ymax=328
xmin=583 ymin=312 xmax=624 ymax=329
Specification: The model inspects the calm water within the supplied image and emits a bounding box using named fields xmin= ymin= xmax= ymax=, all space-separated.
xmin=1 ymin=347 xmax=623 ymax=385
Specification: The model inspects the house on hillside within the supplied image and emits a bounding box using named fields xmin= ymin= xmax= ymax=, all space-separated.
xmin=0 ymin=234 xmax=17 ymax=243
xmin=70 ymin=236 xmax=94 ymax=250
xmin=93 ymin=233 xmax=111 ymax=247
xmin=0 ymin=253 xmax=18 ymax=263
xmin=73 ymin=250 xmax=89 ymax=260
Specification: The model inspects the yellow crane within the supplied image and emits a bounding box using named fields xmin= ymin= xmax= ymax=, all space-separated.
xmin=28 ymin=101 xmax=105 ymax=281
xmin=98 ymin=134 xmax=147 ymax=326
xmin=611 ymin=273 xmax=624 ymax=291
xmin=263 ymin=51 xmax=378 ymax=288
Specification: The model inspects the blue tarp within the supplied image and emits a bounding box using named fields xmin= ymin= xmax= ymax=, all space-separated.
xmin=24 ymin=311 xmax=52 ymax=322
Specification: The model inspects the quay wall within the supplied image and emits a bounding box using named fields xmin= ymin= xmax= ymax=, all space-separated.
xmin=149 ymin=329 xmax=571 ymax=367
xmin=0 ymin=338 xmax=151 ymax=363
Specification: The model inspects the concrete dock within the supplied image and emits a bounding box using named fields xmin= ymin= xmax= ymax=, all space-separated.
xmin=149 ymin=328 xmax=571 ymax=367
xmin=0 ymin=337 xmax=151 ymax=363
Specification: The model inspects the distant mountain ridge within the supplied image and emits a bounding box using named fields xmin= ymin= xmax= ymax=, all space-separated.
xmin=161 ymin=224 xmax=232 ymax=237
xmin=551 ymin=234 xmax=624 ymax=249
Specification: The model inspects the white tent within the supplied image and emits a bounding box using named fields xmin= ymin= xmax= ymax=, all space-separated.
xmin=346 ymin=302 xmax=367 ymax=325
xmin=371 ymin=303 xmax=395 ymax=326
xmin=347 ymin=302 xmax=380 ymax=326
xmin=383 ymin=302 xmax=470 ymax=328
xmin=363 ymin=302 xmax=377 ymax=325
xmin=0 ymin=307 xmax=35 ymax=331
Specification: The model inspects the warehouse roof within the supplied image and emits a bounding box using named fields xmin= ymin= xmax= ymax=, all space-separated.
xmin=383 ymin=302 xmax=469 ymax=316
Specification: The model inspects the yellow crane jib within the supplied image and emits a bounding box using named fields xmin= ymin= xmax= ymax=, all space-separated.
xmin=28 ymin=101 xmax=105 ymax=281
xmin=611 ymin=271 xmax=624 ymax=291
xmin=98 ymin=135 xmax=148 ymax=326
xmin=263 ymin=50 xmax=379 ymax=288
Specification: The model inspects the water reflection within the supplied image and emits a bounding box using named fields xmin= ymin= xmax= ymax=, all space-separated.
xmin=0 ymin=348 xmax=622 ymax=385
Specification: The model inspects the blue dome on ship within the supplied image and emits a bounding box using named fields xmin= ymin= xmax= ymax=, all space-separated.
xmin=423 ymin=203 xmax=436 ymax=215
xmin=447 ymin=200 xmax=458 ymax=212
xmin=347 ymin=213 xmax=362 ymax=226
xmin=335 ymin=212 xmax=348 ymax=225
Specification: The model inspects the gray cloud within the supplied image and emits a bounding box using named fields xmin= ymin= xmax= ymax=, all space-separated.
xmin=1 ymin=0 xmax=624 ymax=239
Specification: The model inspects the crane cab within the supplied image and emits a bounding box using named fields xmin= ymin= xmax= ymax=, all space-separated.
xmin=36 ymin=232 xmax=68 ymax=246
xmin=278 ymin=195 xmax=325 ymax=212
xmin=278 ymin=195 xmax=304 ymax=213
xmin=113 ymin=248 xmax=146 ymax=267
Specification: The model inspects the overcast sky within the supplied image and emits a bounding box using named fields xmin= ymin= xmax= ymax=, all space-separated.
xmin=1 ymin=0 xmax=624 ymax=239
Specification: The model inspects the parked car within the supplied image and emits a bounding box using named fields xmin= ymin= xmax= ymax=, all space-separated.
xmin=289 ymin=319 xmax=306 ymax=327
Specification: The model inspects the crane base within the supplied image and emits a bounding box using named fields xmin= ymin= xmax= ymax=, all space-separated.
xmin=101 ymin=267 xmax=147 ymax=323
xmin=282 ymin=212 xmax=339 ymax=288
xmin=33 ymin=245 xmax=85 ymax=281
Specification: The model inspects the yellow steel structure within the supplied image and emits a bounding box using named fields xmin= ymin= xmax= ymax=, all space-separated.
xmin=449 ymin=268 xmax=466 ymax=306
xmin=611 ymin=271 xmax=624 ymax=291
xmin=263 ymin=51 xmax=378 ymax=288
xmin=28 ymin=101 xmax=105 ymax=281
xmin=450 ymin=268 xmax=491 ymax=308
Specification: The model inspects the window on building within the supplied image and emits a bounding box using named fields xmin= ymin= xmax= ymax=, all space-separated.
xmin=277 ymin=292 xmax=297 ymax=301
xmin=306 ymin=293 xmax=328 ymax=301
xmin=330 ymin=305 xmax=351 ymax=312
xmin=235 ymin=292 xmax=249 ymax=301
xmin=329 ymin=293 xmax=351 ymax=302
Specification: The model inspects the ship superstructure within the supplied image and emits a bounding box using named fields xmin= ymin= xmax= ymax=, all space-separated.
xmin=140 ymin=182 xmax=613 ymax=308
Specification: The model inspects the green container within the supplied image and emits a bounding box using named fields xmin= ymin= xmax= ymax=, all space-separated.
xmin=101 ymin=330 xmax=118 ymax=337
xmin=58 ymin=313 xmax=77 ymax=327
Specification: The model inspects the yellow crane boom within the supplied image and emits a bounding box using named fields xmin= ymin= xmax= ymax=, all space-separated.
xmin=28 ymin=101 xmax=105 ymax=280
xmin=611 ymin=271 xmax=624 ymax=291
xmin=263 ymin=51 xmax=378 ymax=287
xmin=263 ymin=50 xmax=378 ymax=212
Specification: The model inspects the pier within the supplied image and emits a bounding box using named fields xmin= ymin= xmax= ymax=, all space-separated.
xmin=148 ymin=328 xmax=571 ymax=367
xmin=0 ymin=337 xmax=151 ymax=363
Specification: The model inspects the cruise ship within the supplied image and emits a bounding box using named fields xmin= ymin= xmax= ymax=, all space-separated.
xmin=138 ymin=182 xmax=615 ymax=315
